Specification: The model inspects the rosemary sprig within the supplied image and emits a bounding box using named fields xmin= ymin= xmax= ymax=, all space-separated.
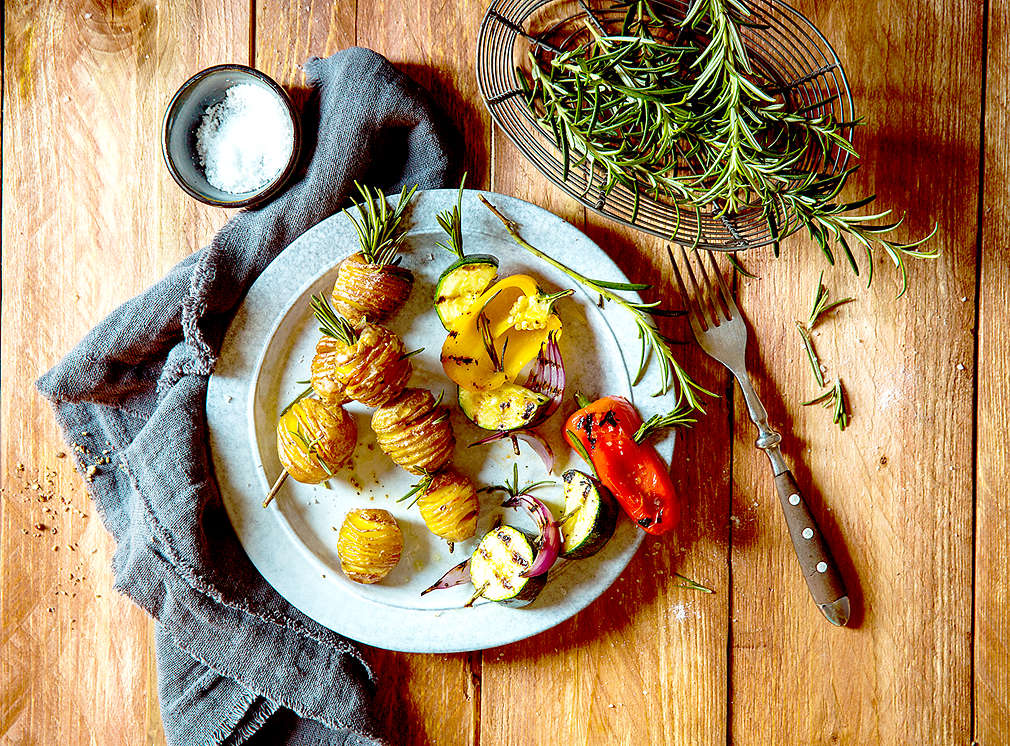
xmin=802 ymin=379 xmax=849 ymax=431
xmin=633 ymin=403 xmax=699 ymax=442
xmin=480 ymin=463 xmax=554 ymax=501
xmin=781 ymin=171 xmax=940 ymax=297
xmin=430 ymin=389 xmax=450 ymax=426
xmin=289 ymin=421 xmax=335 ymax=478
xmin=519 ymin=0 xmax=938 ymax=293
xmin=310 ymin=294 xmax=358 ymax=345
xmin=399 ymin=471 xmax=435 ymax=508
xmin=807 ymin=271 xmax=854 ymax=329
xmin=795 ymin=321 xmax=825 ymax=389
xmin=477 ymin=312 xmax=507 ymax=373
xmin=435 ymin=173 xmax=467 ymax=257
xmin=479 ymin=194 xmax=712 ymax=411
xmin=674 ymin=572 xmax=714 ymax=593
xmin=345 ymin=181 xmax=418 ymax=266
xmin=797 ymin=274 xmax=850 ymax=430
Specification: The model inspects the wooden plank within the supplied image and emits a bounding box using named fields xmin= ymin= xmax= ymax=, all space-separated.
xmin=479 ymin=0 xmax=731 ymax=738
xmin=976 ymin=0 xmax=1010 ymax=741
xmin=480 ymin=78 xmax=732 ymax=746
xmin=728 ymin=1 xmax=980 ymax=743
xmin=1 ymin=2 xmax=246 ymax=744
xmin=356 ymin=0 xmax=491 ymax=186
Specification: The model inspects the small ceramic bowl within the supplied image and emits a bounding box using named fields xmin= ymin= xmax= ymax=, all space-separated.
xmin=162 ymin=64 xmax=301 ymax=209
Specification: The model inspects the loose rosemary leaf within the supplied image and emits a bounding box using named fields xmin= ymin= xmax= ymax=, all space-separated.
xmin=802 ymin=379 xmax=849 ymax=431
xmin=807 ymin=271 xmax=855 ymax=329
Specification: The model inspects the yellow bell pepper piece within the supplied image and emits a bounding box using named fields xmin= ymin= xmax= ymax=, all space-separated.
xmin=440 ymin=274 xmax=570 ymax=391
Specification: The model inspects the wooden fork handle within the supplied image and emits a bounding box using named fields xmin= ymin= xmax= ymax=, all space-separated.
xmin=773 ymin=469 xmax=849 ymax=624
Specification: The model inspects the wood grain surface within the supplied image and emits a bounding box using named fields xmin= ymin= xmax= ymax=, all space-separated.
xmin=977 ymin=0 xmax=1010 ymax=742
xmin=1 ymin=1 xmax=1005 ymax=745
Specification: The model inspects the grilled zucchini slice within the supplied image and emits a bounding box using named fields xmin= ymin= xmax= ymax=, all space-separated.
xmin=457 ymin=383 xmax=549 ymax=431
xmin=559 ymin=470 xmax=618 ymax=559
xmin=434 ymin=255 xmax=499 ymax=330
xmin=469 ymin=525 xmax=547 ymax=606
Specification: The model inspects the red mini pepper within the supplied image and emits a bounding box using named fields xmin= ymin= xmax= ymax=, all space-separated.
xmin=563 ymin=395 xmax=680 ymax=535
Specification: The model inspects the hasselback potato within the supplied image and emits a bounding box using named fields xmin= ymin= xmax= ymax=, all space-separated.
xmin=417 ymin=469 xmax=479 ymax=545
xmin=332 ymin=182 xmax=417 ymax=324
xmin=337 ymin=508 xmax=403 ymax=584
xmin=311 ymin=295 xmax=412 ymax=408
xmin=331 ymin=252 xmax=413 ymax=325
xmin=371 ymin=388 xmax=455 ymax=474
xmin=336 ymin=323 xmax=412 ymax=407
xmin=310 ymin=336 xmax=349 ymax=406
xmin=276 ymin=398 xmax=357 ymax=483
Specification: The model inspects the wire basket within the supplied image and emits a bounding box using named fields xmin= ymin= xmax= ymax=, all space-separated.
xmin=476 ymin=0 xmax=855 ymax=250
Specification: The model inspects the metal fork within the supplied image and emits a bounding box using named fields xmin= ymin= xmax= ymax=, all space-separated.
xmin=668 ymin=245 xmax=851 ymax=627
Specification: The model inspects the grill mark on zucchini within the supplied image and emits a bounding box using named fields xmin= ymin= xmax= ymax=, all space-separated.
xmin=560 ymin=470 xmax=618 ymax=559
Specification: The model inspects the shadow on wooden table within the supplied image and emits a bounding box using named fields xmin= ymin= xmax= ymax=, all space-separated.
xmin=364 ymin=647 xmax=479 ymax=744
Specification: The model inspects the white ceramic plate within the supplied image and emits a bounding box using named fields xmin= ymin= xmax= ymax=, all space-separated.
xmin=207 ymin=189 xmax=675 ymax=653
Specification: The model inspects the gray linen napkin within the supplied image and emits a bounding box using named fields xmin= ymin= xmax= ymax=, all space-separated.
xmin=36 ymin=47 xmax=458 ymax=746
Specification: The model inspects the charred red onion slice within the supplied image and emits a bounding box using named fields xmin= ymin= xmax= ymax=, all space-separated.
xmin=469 ymin=429 xmax=555 ymax=473
xmin=501 ymin=493 xmax=561 ymax=577
xmin=420 ymin=558 xmax=471 ymax=595
xmin=524 ymin=332 xmax=565 ymax=425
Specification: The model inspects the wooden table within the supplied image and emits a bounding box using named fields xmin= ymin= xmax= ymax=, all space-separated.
xmin=3 ymin=1 xmax=1007 ymax=743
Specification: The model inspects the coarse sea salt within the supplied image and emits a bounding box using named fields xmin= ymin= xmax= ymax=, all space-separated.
xmin=195 ymin=83 xmax=293 ymax=194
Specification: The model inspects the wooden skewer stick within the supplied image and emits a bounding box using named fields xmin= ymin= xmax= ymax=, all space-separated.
xmin=262 ymin=470 xmax=289 ymax=508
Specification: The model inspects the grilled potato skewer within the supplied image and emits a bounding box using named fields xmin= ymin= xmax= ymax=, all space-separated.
xmin=265 ymin=397 xmax=357 ymax=507
xmin=415 ymin=469 xmax=479 ymax=548
xmin=372 ymin=388 xmax=455 ymax=475
xmin=332 ymin=182 xmax=417 ymax=324
xmin=337 ymin=508 xmax=403 ymax=584
xmin=311 ymin=295 xmax=412 ymax=408
xmin=331 ymin=252 xmax=414 ymax=325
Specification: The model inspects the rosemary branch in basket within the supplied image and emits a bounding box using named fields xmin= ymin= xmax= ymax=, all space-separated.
xmin=519 ymin=0 xmax=937 ymax=295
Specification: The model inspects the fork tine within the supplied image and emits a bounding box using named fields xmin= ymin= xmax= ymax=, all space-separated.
xmin=678 ymin=244 xmax=716 ymax=329
xmin=666 ymin=245 xmax=704 ymax=336
xmin=706 ymin=251 xmax=739 ymax=318
xmin=692 ymin=248 xmax=727 ymax=325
